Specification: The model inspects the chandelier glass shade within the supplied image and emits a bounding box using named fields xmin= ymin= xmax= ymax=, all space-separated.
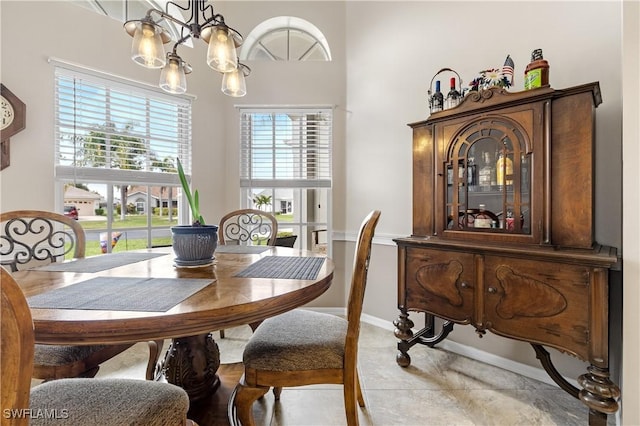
xmin=129 ymin=19 xmax=171 ymax=69
xmin=205 ymin=27 xmax=238 ymax=73
xmin=222 ymin=62 xmax=250 ymax=97
xmin=159 ymin=51 xmax=190 ymax=94
xmin=124 ymin=0 xmax=250 ymax=96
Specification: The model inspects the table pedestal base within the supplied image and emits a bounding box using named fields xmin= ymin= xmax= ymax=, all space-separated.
xmin=159 ymin=333 xmax=221 ymax=401
xmin=188 ymin=362 xmax=244 ymax=426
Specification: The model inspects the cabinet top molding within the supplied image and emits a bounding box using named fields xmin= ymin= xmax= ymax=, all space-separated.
xmin=409 ymin=82 xmax=601 ymax=128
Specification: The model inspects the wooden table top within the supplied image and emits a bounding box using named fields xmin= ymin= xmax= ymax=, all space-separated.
xmin=11 ymin=247 xmax=334 ymax=346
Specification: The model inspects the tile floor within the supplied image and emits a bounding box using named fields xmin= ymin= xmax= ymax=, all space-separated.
xmin=80 ymin=320 xmax=596 ymax=425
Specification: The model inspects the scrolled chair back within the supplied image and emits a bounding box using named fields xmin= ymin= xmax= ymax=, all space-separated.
xmin=219 ymin=209 xmax=278 ymax=246
xmin=0 ymin=210 xmax=85 ymax=272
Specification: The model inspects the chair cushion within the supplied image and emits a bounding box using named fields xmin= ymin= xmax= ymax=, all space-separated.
xmin=29 ymin=378 xmax=189 ymax=426
xmin=33 ymin=344 xmax=110 ymax=366
xmin=243 ymin=309 xmax=347 ymax=371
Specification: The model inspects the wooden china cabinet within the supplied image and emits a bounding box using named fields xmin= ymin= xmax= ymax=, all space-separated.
xmin=394 ymin=82 xmax=620 ymax=425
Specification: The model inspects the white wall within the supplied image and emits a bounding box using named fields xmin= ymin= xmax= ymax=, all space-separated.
xmin=343 ymin=0 xmax=623 ymax=405
xmin=622 ymin=1 xmax=640 ymax=424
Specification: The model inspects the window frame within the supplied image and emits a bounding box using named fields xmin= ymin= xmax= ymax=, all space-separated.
xmin=238 ymin=107 xmax=333 ymax=254
xmin=240 ymin=16 xmax=332 ymax=62
xmin=52 ymin=59 xmax=194 ymax=253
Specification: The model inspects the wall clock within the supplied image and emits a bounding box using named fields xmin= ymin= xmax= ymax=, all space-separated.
xmin=1 ymin=84 xmax=26 ymax=171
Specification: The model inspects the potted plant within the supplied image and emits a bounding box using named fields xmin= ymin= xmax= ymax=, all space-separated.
xmin=171 ymin=158 xmax=218 ymax=267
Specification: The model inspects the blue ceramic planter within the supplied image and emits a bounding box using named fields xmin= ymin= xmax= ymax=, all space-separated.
xmin=171 ymin=225 xmax=218 ymax=266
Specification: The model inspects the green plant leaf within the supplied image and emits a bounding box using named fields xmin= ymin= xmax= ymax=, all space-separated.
xmin=194 ymin=189 xmax=205 ymax=225
xmin=176 ymin=157 xmax=205 ymax=225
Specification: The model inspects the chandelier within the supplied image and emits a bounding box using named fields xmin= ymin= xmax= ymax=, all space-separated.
xmin=124 ymin=0 xmax=251 ymax=96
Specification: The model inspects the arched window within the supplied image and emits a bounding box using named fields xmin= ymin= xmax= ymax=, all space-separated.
xmin=240 ymin=16 xmax=331 ymax=61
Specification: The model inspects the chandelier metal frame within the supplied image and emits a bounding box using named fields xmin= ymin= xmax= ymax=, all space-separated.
xmin=124 ymin=0 xmax=251 ymax=96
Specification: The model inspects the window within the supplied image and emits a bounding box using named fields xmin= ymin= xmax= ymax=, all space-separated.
xmin=53 ymin=61 xmax=193 ymax=254
xmin=73 ymin=1 xmax=188 ymax=47
xmin=239 ymin=108 xmax=332 ymax=253
xmin=240 ymin=16 xmax=331 ymax=62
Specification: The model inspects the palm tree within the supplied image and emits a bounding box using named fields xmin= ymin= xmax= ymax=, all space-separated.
xmin=253 ymin=194 xmax=272 ymax=212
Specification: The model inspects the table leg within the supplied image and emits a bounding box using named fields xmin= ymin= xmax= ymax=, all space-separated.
xmin=159 ymin=333 xmax=221 ymax=401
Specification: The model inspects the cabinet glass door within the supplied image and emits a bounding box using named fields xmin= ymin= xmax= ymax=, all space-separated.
xmin=446 ymin=117 xmax=531 ymax=234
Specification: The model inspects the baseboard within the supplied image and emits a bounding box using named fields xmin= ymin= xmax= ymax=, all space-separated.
xmin=306 ymin=307 xmax=579 ymax=390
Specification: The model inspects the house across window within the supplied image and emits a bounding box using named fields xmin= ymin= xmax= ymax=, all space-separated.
xmin=279 ymin=200 xmax=292 ymax=214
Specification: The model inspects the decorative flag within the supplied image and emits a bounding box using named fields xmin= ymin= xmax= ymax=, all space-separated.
xmin=502 ymin=54 xmax=515 ymax=85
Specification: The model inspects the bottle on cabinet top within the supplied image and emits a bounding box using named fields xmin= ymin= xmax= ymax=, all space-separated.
xmin=524 ymin=48 xmax=549 ymax=90
xmin=431 ymin=80 xmax=444 ymax=113
xmin=445 ymin=77 xmax=462 ymax=110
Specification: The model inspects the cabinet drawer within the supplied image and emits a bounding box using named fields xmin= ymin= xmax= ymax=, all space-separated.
xmin=405 ymin=248 xmax=474 ymax=323
xmin=483 ymin=256 xmax=591 ymax=360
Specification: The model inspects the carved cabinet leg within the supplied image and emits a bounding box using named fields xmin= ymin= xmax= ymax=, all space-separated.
xmin=395 ymin=309 xmax=455 ymax=368
xmin=394 ymin=309 xmax=414 ymax=367
xmin=578 ymin=365 xmax=620 ymax=426
xmin=160 ymin=333 xmax=221 ymax=401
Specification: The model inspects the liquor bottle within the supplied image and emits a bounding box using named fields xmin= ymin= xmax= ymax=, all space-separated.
xmin=466 ymin=158 xmax=475 ymax=187
xmin=445 ymin=77 xmax=461 ymax=110
xmin=521 ymin=153 xmax=530 ymax=187
xmin=524 ymin=48 xmax=550 ymax=90
xmin=496 ymin=151 xmax=513 ymax=187
xmin=474 ymin=204 xmax=493 ymax=228
xmin=505 ymin=210 xmax=515 ymax=231
xmin=478 ymin=152 xmax=493 ymax=191
xmin=432 ymin=80 xmax=444 ymax=112
xmin=490 ymin=149 xmax=498 ymax=187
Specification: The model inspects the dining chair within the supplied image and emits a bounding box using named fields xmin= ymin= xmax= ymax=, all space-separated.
xmin=274 ymin=234 xmax=297 ymax=248
xmin=0 ymin=210 xmax=162 ymax=382
xmin=1 ymin=266 xmax=194 ymax=426
xmin=218 ymin=208 xmax=279 ymax=339
xmin=228 ymin=210 xmax=381 ymax=426
xmin=218 ymin=209 xmax=278 ymax=246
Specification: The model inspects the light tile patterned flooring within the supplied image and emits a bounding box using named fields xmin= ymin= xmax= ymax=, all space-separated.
xmin=89 ymin=320 xmax=593 ymax=425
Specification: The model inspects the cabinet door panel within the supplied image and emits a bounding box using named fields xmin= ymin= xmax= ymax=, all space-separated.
xmin=405 ymin=248 xmax=474 ymax=322
xmin=435 ymin=103 xmax=543 ymax=245
xmin=483 ymin=256 xmax=590 ymax=360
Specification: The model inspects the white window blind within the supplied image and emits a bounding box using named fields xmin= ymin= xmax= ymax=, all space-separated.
xmin=239 ymin=108 xmax=332 ymax=188
xmin=54 ymin=65 xmax=192 ymax=185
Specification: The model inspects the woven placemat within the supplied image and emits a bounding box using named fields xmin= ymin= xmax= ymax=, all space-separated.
xmin=27 ymin=276 xmax=213 ymax=312
xmin=34 ymin=252 xmax=167 ymax=273
xmin=235 ymin=256 xmax=325 ymax=280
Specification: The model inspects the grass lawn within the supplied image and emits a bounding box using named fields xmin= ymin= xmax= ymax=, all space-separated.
xmin=84 ymin=237 xmax=173 ymax=257
xmin=79 ymin=213 xmax=293 ymax=256
xmin=81 ymin=213 xmax=291 ymax=229
xmin=79 ymin=215 xmax=178 ymax=230
xmin=275 ymin=213 xmax=293 ymax=222
xmin=77 ymin=215 xmax=175 ymax=256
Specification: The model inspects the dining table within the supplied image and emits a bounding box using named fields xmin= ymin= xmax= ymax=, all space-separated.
xmin=11 ymin=245 xmax=334 ymax=425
